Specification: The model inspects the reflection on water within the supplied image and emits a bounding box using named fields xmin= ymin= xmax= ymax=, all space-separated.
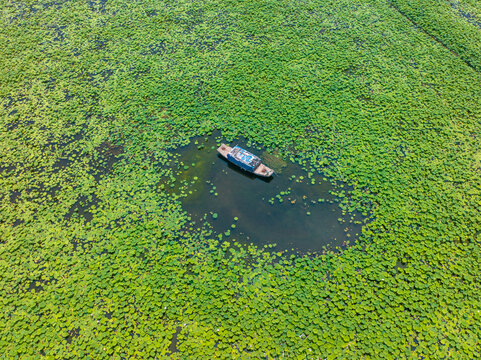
xmin=172 ymin=135 xmax=365 ymax=253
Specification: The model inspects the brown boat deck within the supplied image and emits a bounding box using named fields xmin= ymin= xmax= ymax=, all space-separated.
xmin=253 ymin=163 xmax=274 ymax=177
xmin=217 ymin=143 xmax=274 ymax=178
xmin=217 ymin=144 xmax=232 ymax=158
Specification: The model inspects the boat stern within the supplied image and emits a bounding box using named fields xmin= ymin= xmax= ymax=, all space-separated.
xmin=254 ymin=163 xmax=274 ymax=177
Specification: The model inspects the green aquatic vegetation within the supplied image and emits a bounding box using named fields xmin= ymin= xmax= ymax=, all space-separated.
xmin=390 ymin=0 xmax=481 ymax=70
xmin=1 ymin=0 xmax=481 ymax=358
xmin=261 ymin=150 xmax=288 ymax=174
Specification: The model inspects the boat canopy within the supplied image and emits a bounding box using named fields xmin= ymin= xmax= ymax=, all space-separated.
xmin=227 ymin=146 xmax=261 ymax=171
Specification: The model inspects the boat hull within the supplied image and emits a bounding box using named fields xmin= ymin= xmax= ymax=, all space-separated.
xmin=217 ymin=144 xmax=274 ymax=178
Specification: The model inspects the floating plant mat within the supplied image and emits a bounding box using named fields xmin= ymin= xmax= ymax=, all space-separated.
xmin=3 ymin=0 xmax=481 ymax=357
xmin=169 ymin=135 xmax=366 ymax=253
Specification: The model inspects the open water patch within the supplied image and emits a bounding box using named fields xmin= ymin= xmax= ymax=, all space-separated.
xmin=169 ymin=135 xmax=366 ymax=253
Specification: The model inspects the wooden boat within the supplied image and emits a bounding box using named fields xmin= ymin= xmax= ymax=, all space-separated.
xmin=217 ymin=144 xmax=274 ymax=178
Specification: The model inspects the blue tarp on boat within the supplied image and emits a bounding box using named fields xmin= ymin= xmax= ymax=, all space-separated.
xmin=227 ymin=146 xmax=261 ymax=172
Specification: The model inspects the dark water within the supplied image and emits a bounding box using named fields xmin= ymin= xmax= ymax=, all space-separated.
xmin=172 ymin=135 xmax=364 ymax=253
